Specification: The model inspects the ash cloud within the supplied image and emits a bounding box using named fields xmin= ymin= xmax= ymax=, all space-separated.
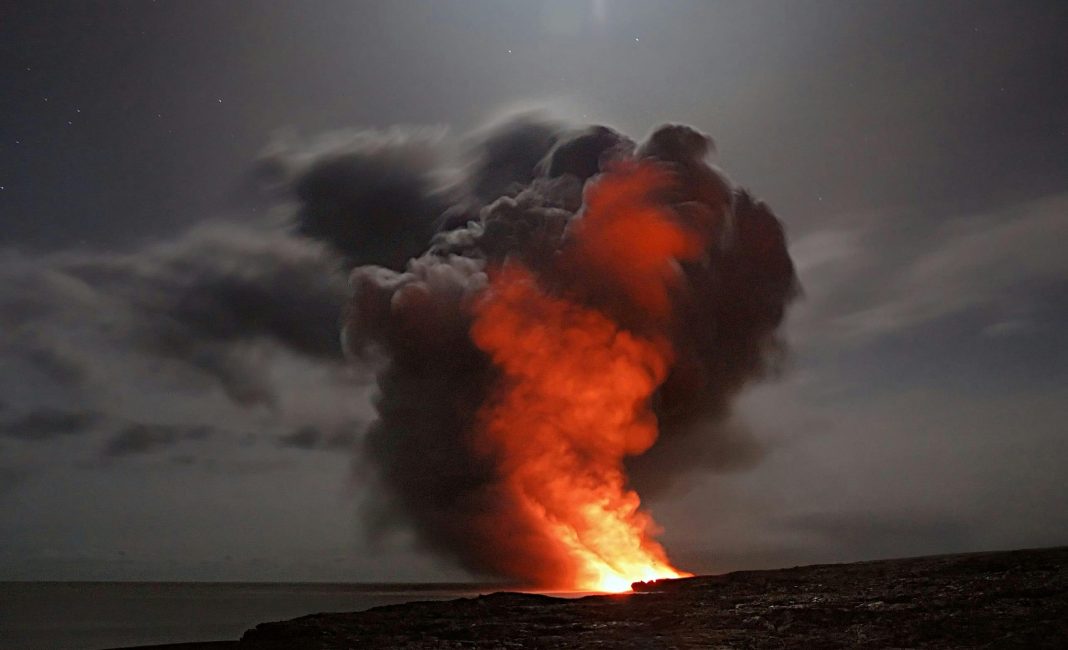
xmin=259 ymin=128 xmax=452 ymax=270
xmin=343 ymin=118 xmax=798 ymax=583
xmin=465 ymin=113 xmax=561 ymax=204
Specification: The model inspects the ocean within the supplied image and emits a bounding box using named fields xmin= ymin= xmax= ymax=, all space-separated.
xmin=0 ymin=582 xmax=500 ymax=649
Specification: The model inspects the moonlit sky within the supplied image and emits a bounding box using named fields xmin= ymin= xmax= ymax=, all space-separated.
xmin=2 ymin=0 xmax=1066 ymax=581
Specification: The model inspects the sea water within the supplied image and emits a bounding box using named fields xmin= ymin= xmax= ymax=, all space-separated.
xmin=0 ymin=582 xmax=498 ymax=649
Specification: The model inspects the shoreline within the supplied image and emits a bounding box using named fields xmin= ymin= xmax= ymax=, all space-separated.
xmin=118 ymin=546 xmax=1068 ymax=649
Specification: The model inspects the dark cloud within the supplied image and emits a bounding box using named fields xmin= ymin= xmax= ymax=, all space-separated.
xmin=77 ymin=226 xmax=347 ymax=355
xmin=541 ymin=124 xmax=634 ymax=182
xmin=103 ymin=423 xmax=213 ymax=458
xmin=0 ymin=408 xmax=100 ymax=441
xmin=0 ymin=225 xmax=349 ymax=407
xmin=345 ymin=120 xmax=798 ymax=585
xmin=439 ymin=115 xmax=622 ymax=233
xmin=465 ymin=114 xmax=561 ymax=205
xmin=259 ymin=129 xmax=452 ymax=270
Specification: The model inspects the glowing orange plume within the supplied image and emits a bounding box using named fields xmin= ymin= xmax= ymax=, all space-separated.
xmin=470 ymin=162 xmax=699 ymax=591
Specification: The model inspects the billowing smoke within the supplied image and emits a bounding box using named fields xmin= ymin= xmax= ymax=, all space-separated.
xmin=338 ymin=117 xmax=798 ymax=588
xmin=258 ymin=128 xmax=453 ymax=271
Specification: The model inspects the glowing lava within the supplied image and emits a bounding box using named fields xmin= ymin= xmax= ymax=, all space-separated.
xmin=470 ymin=163 xmax=697 ymax=592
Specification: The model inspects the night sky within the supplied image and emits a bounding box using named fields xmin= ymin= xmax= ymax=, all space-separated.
xmin=2 ymin=0 xmax=1067 ymax=581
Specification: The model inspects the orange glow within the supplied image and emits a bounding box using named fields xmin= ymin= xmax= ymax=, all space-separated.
xmin=470 ymin=162 xmax=696 ymax=592
xmin=565 ymin=161 xmax=704 ymax=318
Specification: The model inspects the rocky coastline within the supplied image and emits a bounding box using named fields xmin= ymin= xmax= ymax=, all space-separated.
xmin=129 ymin=546 xmax=1068 ymax=649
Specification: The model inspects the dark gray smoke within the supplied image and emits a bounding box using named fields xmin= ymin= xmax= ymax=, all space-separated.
xmin=258 ymin=128 xmax=452 ymax=271
xmin=329 ymin=117 xmax=799 ymax=584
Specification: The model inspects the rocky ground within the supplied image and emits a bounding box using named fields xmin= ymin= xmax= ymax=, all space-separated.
xmin=152 ymin=547 xmax=1068 ymax=649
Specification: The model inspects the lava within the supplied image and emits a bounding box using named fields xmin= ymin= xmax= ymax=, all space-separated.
xmin=470 ymin=163 xmax=698 ymax=591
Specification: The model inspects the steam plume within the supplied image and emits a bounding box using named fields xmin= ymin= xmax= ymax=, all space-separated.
xmin=342 ymin=118 xmax=798 ymax=588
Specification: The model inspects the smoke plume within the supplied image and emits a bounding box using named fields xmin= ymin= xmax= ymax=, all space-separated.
xmin=339 ymin=117 xmax=798 ymax=589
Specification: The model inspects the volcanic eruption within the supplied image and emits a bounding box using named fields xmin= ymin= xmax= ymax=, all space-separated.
xmin=341 ymin=119 xmax=797 ymax=591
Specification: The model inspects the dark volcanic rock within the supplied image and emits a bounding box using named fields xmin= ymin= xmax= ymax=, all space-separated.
xmin=238 ymin=547 xmax=1068 ymax=649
